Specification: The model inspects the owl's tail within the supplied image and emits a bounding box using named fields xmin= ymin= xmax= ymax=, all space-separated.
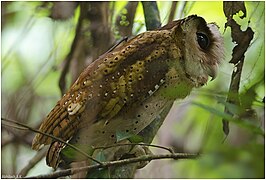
xmin=46 ymin=141 xmax=65 ymax=169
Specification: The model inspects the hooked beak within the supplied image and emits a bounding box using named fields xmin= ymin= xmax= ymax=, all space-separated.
xmin=207 ymin=63 xmax=218 ymax=81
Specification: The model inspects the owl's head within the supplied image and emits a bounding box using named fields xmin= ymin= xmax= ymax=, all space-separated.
xmin=163 ymin=15 xmax=224 ymax=86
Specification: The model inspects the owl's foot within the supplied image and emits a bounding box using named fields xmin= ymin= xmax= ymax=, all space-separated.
xmin=126 ymin=143 xmax=153 ymax=169
xmin=111 ymin=141 xmax=153 ymax=169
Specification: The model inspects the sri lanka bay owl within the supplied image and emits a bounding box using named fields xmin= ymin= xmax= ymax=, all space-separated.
xmin=32 ymin=15 xmax=224 ymax=169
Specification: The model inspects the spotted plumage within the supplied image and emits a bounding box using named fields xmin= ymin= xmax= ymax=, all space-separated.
xmin=32 ymin=15 xmax=224 ymax=169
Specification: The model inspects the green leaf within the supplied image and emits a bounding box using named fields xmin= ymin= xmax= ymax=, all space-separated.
xmin=94 ymin=150 xmax=107 ymax=162
xmin=161 ymin=81 xmax=192 ymax=99
xmin=192 ymin=101 xmax=264 ymax=136
xmin=61 ymin=144 xmax=94 ymax=161
xmin=216 ymin=97 xmax=242 ymax=115
xmin=128 ymin=134 xmax=144 ymax=143
xmin=116 ymin=131 xmax=144 ymax=143
xmin=116 ymin=130 xmax=134 ymax=142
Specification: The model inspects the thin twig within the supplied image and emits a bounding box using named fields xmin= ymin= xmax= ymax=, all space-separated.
xmin=2 ymin=126 xmax=33 ymax=147
xmin=3 ymin=123 xmax=28 ymax=131
xmin=1 ymin=117 xmax=103 ymax=165
xmin=25 ymin=152 xmax=199 ymax=178
xmin=102 ymin=36 xmax=128 ymax=56
xmin=94 ymin=143 xmax=174 ymax=154
xmin=2 ymin=121 xmax=42 ymax=147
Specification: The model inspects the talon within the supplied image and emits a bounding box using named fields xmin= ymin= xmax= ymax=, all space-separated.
xmin=129 ymin=144 xmax=153 ymax=169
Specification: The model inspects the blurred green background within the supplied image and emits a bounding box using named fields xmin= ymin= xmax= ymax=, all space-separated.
xmin=1 ymin=1 xmax=264 ymax=178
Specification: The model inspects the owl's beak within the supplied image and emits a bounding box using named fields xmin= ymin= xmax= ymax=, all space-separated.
xmin=207 ymin=64 xmax=218 ymax=81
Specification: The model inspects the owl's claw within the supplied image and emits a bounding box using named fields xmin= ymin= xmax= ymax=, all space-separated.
xmin=129 ymin=144 xmax=153 ymax=169
xmin=111 ymin=141 xmax=153 ymax=169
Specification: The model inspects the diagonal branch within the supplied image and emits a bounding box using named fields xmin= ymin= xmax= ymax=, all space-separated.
xmin=1 ymin=117 xmax=103 ymax=165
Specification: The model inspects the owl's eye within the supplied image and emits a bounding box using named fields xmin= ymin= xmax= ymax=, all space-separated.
xmin=196 ymin=33 xmax=209 ymax=50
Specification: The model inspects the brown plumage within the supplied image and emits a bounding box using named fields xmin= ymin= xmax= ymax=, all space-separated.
xmin=32 ymin=15 xmax=224 ymax=169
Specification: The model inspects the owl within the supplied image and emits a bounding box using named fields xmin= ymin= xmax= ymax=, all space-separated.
xmin=32 ymin=15 xmax=224 ymax=169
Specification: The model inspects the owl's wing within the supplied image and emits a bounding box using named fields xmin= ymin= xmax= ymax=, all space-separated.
xmin=32 ymin=26 xmax=177 ymax=151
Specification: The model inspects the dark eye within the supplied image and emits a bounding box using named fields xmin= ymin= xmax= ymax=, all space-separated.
xmin=196 ymin=33 xmax=209 ymax=50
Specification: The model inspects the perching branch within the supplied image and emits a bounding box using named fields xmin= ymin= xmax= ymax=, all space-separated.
xmin=25 ymin=152 xmax=199 ymax=179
